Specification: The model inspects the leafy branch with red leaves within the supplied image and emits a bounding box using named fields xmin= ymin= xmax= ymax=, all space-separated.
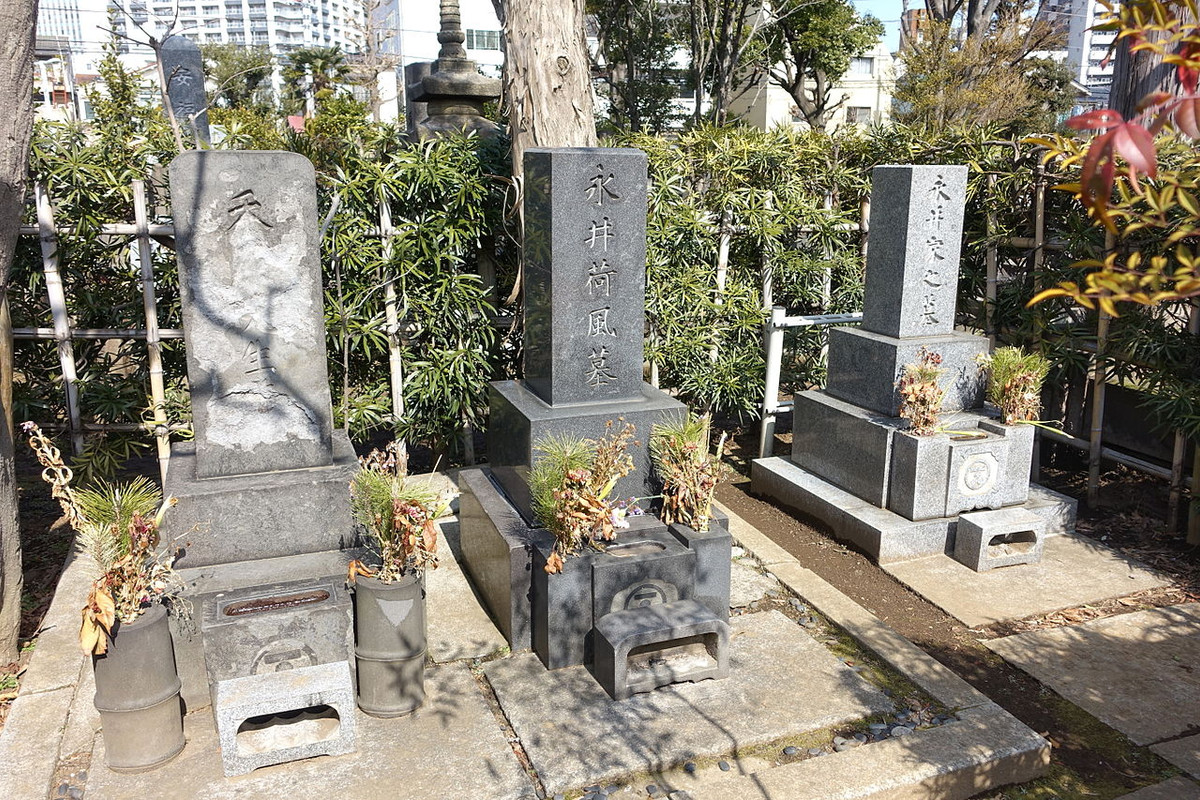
xmin=1029 ymin=0 xmax=1200 ymax=313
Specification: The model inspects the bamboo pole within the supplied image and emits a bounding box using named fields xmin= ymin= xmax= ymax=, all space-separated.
xmin=984 ymin=175 xmax=998 ymax=347
xmin=1188 ymin=302 xmax=1200 ymax=545
xmin=711 ymin=210 xmax=732 ymax=363
xmin=133 ymin=180 xmax=171 ymax=484
xmin=758 ymin=306 xmax=786 ymax=459
xmin=1087 ymin=231 xmax=1116 ymax=508
xmin=12 ymin=328 xmax=184 ymax=339
xmin=380 ymin=204 xmax=405 ymax=428
xmin=35 ymin=184 xmax=84 ymax=455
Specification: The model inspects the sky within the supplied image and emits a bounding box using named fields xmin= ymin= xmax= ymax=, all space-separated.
xmin=851 ymin=0 xmax=906 ymax=53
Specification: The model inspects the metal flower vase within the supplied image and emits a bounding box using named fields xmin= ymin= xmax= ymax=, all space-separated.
xmin=91 ymin=603 xmax=185 ymax=772
xmin=352 ymin=573 xmax=427 ymax=717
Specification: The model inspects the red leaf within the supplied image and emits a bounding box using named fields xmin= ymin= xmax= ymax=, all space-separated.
xmin=1111 ymin=122 xmax=1158 ymax=184
xmin=1172 ymin=97 xmax=1200 ymax=139
xmin=1079 ymin=128 xmax=1116 ymax=207
xmin=1067 ymin=108 xmax=1125 ymax=131
xmin=1178 ymin=42 xmax=1200 ymax=94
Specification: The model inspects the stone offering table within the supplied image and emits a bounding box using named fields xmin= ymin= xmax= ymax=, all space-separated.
xmin=753 ymin=165 xmax=1076 ymax=566
xmin=458 ymin=147 xmax=732 ymax=700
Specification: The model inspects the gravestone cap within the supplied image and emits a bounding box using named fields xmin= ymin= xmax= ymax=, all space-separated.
xmin=861 ymin=165 xmax=968 ymax=340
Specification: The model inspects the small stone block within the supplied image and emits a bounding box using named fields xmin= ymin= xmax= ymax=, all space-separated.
xmin=199 ymin=576 xmax=353 ymax=686
xmin=945 ymin=434 xmax=1011 ymax=516
xmin=954 ymin=508 xmax=1046 ymax=572
xmin=213 ymin=660 xmax=356 ymax=777
xmin=887 ymin=431 xmax=950 ymax=521
xmin=592 ymin=599 xmax=730 ymax=701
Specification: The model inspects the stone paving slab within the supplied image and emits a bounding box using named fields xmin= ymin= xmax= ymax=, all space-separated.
xmin=1151 ymin=733 xmax=1200 ymax=780
xmin=484 ymin=610 xmax=895 ymax=796
xmin=986 ymin=604 xmax=1200 ymax=746
xmin=0 ymin=686 xmax=75 ymax=799
xmin=681 ymin=703 xmax=1049 ymax=800
xmin=885 ymin=533 xmax=1170 ymax=628
xmin=428 ymin=520 xmax=507 ymax=662
xmin=86 ymin=662 xmax=535 ymax=800
xmin=729 ymin=557 xmax=781 ymax=608
xmin=1114 ymin=776 xmax=1200 ymax=800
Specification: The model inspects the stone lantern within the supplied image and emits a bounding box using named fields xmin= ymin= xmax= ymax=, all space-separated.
xmin=408 ymin=0 xmax=502 ymax=140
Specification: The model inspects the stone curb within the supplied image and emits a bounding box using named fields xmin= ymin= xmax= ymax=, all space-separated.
xmin=714 ymin=498 xmax=1050 ymax=797
xmin=0 ymin=546 xmax=94 ymax=800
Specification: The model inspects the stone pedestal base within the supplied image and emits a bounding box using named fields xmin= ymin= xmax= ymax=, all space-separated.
xmin=457 ymin=466 xmax=732 ymax=668
xmin=825 ymin=326 xmax=988 ymax=416
xmin=488 ymin=380 xmax=686 ymax=523
xmin=456 ymin=468 xmax=553 ymax=651
xmin=750 ymin=456 xmax=1076 ymax=564
xmin=791 ymin=391 xmax=1033 ymax=519
xmin=161 ymin=431 xmax=359 ymax=569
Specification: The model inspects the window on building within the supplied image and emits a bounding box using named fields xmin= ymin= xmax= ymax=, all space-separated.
xmin=465 ymin=29 xmax=501 ymax=50
xmin=845 ymin=106 xmax=873 ymax=124
xmin=849 ymin=57 xmax=874 ymax=76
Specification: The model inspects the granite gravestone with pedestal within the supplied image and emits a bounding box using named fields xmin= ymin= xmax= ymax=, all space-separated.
xmin=161 ymin=36 xmax=210 ymax=145
xmin=160 ymin=151 xmax=358 ymax=771
xmin=163 ymin=150 xmax=358 ymax=567
xmin=752 ymin=165 xmax=1075 ymax=568
xmin=458 ymin=148 xmax=731 ymax=700
xmin=487 ymin=149 xmax=685 ymax=522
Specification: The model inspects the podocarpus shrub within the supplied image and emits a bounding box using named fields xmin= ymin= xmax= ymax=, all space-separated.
xmin=22 ymin=56 xmax=1195 ymax=471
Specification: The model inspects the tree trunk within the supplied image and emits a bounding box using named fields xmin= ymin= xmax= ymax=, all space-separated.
xmin=1109 ymin=26 xmax=1181 ymax=119
xmin=0 ymin=0 xmax=37 ymax=663
xmin=493 ymin=0 xmax=598 ymax=182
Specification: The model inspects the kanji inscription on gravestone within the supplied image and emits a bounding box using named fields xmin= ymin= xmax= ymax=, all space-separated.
xmin=170 ymin=151 xmax=334 ymax=478
xmin=523 ymin=148 xmax=648 ymax=406
xmin=161 ymin=35 xmax=211 ymax=144
xmin=860 ymin=165 xmax=968 ymax=340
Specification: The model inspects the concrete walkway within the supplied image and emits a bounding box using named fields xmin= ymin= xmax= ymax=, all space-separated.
xmin=1 ymin=482 xmax=1055 ymax=799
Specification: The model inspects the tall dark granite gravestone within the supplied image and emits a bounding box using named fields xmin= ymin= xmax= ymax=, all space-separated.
xmin=488 ymin=148 xmax=685 ymax=521
xmin=161 ymin=151 xmax=358 ymax=568
xmin=458 ymin=149 xmax=731 ymax=690
xmin=161 ymin=36 xmax=210 ymax=145
xmin=751 ymin=165 xmax=1076 ymax=567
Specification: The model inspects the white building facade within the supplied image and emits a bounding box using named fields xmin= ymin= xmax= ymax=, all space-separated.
xmin=1065 ymin=0 xmax=1115 ymax=109
xmin=729 ymin=42 xmax=897 ymax=131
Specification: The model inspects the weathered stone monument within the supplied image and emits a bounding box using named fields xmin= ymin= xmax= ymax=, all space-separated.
xmin=161 ymin=35 xmax=210 ymax=145
xmin=752 ymin=165 xmax=1076 ymax=568
xmin=162 ymin=151 xmax=358 ymax=775
xmin=458 ymin=147 xmax=732 ymax=700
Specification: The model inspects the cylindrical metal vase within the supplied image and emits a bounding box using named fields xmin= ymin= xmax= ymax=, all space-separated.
xmin=92 ymin=603 xmax=185 ymax=773
xmin=353 ymin=573 xmax=427 ymax=717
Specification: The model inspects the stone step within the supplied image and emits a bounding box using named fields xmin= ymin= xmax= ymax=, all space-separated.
xmin=212 ymin=660 xmax=356 ymax=777
xmin=593 ymin=599 xmax=730 ymax=701
xmin=681 ymin=703 xmax=1048 ymax=800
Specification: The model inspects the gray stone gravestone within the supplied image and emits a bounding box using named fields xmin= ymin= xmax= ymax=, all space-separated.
xmin=161 ymin=150 xmax=357 ymax=568
xmin=458 ymin=148 xmax=731 ymax=678
xmin=488 ymin=148 xmax=684 ymax=520
xmin=171 ymin=150 xmax=334 ymax=478
xmin=523 ymin=148 xmax=647 ymax=406
xmin=751 ymin=164 xmax=1076 ymax=566
xmin=161 ymin=35 xmax=210 ymax=145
